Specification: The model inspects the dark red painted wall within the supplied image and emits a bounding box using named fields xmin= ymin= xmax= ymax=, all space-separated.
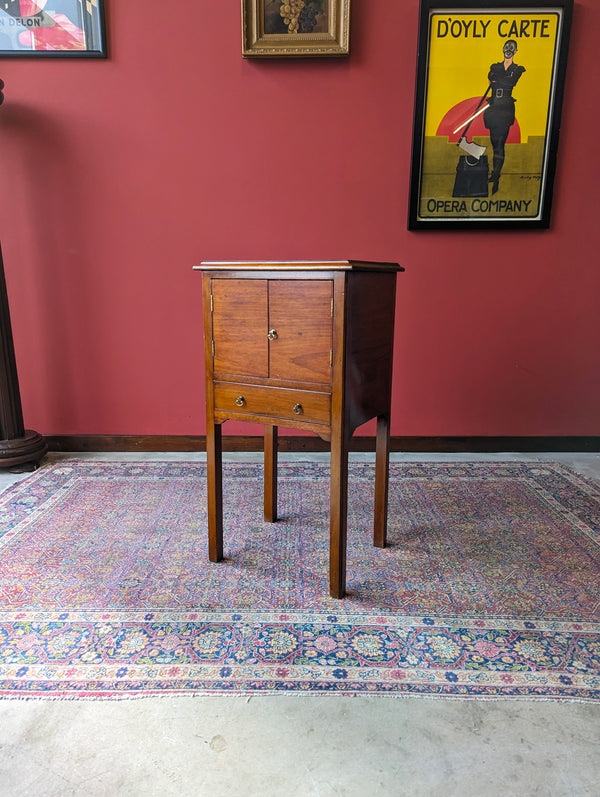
xmin=0 ymin=2 xmax=598 ymax=437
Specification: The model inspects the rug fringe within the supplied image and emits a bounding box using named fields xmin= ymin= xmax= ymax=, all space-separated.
xmin=1 ymin=691 xmax=598 ymax=704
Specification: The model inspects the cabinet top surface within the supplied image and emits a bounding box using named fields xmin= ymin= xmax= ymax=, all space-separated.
xmin=195 ymin=260 xmax=404 ymax=273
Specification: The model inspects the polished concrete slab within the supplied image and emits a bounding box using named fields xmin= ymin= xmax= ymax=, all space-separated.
xmin=1 ymin=452 xmax=599 ymax=796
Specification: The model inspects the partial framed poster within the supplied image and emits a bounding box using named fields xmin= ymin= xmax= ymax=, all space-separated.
xmin=0 ymin=1 xmax=106 ymax=57
xmin=408 ymin=0 xmax=573 ymax=230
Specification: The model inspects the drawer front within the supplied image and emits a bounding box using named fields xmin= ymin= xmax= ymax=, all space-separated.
xmin=214 ymin=382 xmax=331 ymax=426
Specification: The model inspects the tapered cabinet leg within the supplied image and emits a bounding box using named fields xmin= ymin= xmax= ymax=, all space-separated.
xmin=374 ymin=413 xmax=390 ymax=548
xmin=206 ymin=422 xmax=223 ymax=562
xmin=329 ymin=430 xmax=349 ymax=598
xmin=264 ymin=424 xmax=278 ymax=522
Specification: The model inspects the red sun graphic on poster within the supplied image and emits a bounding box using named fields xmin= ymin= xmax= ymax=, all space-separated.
xmin=436 ymin=97 xmax=521 ymax=144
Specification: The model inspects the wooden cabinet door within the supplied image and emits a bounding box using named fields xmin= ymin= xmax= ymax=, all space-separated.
xmin=211 ymin=279 xmax=269 ymax=378
xmin=268 ymin=280 xmax=333 ymax=383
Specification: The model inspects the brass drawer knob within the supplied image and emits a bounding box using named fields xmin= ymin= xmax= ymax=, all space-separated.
xmin=267 ymin=329 xmax=278 ymax=341
xmin=293 ymin=403 xmax=303 ymax=415
xmin=235 ymin=396 xmax=246 ymax=407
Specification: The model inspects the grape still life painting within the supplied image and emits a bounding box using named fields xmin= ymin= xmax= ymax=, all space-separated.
xmin=242 ymin=0 xmax=350 ymax=57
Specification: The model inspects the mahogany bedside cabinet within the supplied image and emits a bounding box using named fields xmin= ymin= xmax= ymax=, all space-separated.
xmin=195 ymin=260 xmax=404 ymax=598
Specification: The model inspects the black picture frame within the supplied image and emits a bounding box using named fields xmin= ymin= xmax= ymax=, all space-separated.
xmin=408 ymin=0 xmax=573 ymax=230
xmin=0 ymin=1 xmax=106 ymax=58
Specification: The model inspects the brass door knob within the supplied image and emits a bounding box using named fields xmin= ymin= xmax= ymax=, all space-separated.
xmin=293 ymin=403 xmax=303 ymax=415
xmin=235 ymin=396 xmax=246 ymax=407
xmin=267 ymin=329 xmax=278 ymax=341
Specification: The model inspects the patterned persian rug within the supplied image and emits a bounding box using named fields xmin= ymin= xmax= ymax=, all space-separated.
xmin=0 ymin=460 xmax=599 ymax=701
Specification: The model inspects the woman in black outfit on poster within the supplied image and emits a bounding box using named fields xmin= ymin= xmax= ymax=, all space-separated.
xmin=484 ymin=39 xmax=526 ymax=194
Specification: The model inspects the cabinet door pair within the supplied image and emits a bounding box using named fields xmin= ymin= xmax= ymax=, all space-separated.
xmin=210 ymin=278 xmax=333 ymax=384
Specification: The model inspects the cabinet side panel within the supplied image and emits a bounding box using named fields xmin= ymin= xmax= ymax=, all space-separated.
xmin=202 ymin=273 xmax=217 ymax=425
xmin=212 ymin=279 xmax=269 ymax=378
xmin=345 ymin=272 xmax=397 ymax=430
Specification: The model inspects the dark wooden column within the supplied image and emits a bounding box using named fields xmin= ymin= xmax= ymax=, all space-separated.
xmin=0 ymin=245 xmax=47 ymax=469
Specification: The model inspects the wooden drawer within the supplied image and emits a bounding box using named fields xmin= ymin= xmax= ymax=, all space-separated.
xmin=214 ymin=382 xmax=331 ymax=425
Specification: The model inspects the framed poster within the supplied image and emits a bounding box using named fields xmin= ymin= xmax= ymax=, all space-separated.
xmin=408 ymin=0 xmax=573 ymax=230
xmin=0 ymin=1 xmax=106 ymax=57
xmin=242 ymin=0 xmax=350 ymax=57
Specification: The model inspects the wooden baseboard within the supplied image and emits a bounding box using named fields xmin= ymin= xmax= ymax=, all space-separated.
xmin=43 ymin=435 xmax=600 ymax=453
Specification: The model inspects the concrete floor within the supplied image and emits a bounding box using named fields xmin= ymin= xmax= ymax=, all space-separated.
xmin=1 ymin=451 xmax=599 ymax=797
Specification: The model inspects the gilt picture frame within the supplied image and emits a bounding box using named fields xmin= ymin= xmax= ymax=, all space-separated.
xmin=408 ymin=0 xmax=573 ymax=230
xmin=242 ymin=0 xmax=350 ymax=57
xmin=0 ymin=0 xmax=106 ymax=57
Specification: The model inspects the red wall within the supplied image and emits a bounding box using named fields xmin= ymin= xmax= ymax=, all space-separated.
xmin=0 ymin=1 xmax=598 ymax=438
